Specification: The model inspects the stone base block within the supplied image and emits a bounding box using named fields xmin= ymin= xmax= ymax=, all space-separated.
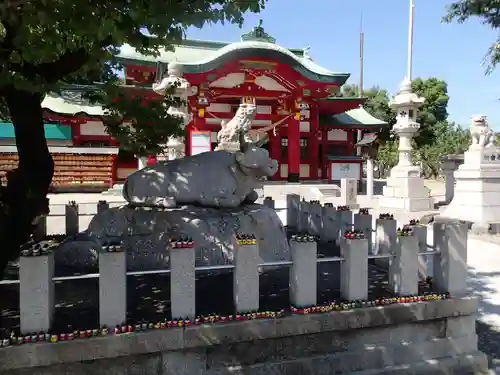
xmin=0 ymin=297 xmax=487 ymax=375
xmin=378 ymin=196 xmax=433 ymax=212
xmin=382 ymin=179 xmax=431 ymax=198
xmin=55 ymin=204 xmax=290 ymax=271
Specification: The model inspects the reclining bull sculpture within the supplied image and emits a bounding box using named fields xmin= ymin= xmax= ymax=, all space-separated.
xmin=123 ymin=134 xmax=278 ymax=209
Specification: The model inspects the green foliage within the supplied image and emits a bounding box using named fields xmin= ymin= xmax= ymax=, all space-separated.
xmin=341 ymin=85 xmax=396 ymax=142
xmin=0 ymin=0 xmax=267 ymax=151
xmin=376 ymin=122 xmax=471 ymax=179
xmin=411 ymin=78 xmax=449 ymax=147
xmin=344 ymin=79 xmax=465 ymax=178
xmin=375 ymin=140 xmax=398 ymax=176
xmin=413 ymin=122 xmax=470 ymax=178
xmin=443 ymin=0 xmax=500 ymax=73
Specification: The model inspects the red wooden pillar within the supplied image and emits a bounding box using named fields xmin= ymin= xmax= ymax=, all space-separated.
xmin=287 ymin=113 xmax=300 ymax=182
xmin=309 ymin=106 xmax=319 ymax=180
xmin=269 ymin=129 xmax=280 ymax=180
xmin=347 ymin=130 xmax=354 ymax=155
xmin=321 ymin=129 xmax=328 ymax=180
xmin=71 ymin=120 xmax=81 ymax=146
xmin=184 ymin=123 xmax=192 ymax=156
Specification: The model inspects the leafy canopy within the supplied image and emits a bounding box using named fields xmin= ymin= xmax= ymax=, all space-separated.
xmin=342 ymin=78 xmax=449 ymax=147
xmin=0 ymin=0 xmax=267 ymax=154
xmin=443 ymin=0 xmax=500 ymax=73
xmin=343 ymin=78 xmax=467 ymax=178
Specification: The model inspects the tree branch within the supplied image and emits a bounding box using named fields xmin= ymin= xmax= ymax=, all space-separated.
xmin=8 ymin=36 xmax=114 ymax=84
xmin=0 ymin=0 xmax=34 ymax=10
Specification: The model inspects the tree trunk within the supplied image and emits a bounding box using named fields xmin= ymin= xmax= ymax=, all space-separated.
xmin=0 ymin=88 xmax=53 ymax=280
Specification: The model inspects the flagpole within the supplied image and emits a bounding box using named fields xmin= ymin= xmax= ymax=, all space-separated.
xmin=359 ymin=13 xmax=364 ymax=98
xmin=407 ymin=0 xmax=415 ymax=80
xmin=357 ymin=13 xmax=364 ymax=156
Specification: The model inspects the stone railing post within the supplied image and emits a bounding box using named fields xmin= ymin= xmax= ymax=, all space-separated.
xmin=374 ymin=216 xmax=397 ymax=268
xmin=19 ymin=246 xmax=55 ymax=333
xmin=170 ymin=241 xmax=196 ymax=320
xmin=440 ymin=155 xmax=463 ymax=204
xmin=433 ymin=221 xmax=468 ymax=295
xmin=289 ymin=236 xmax=317 ymax=307
xmin=286 ymin=194 xmax=300 ymax=229
xmin=375 ymin=216 xmax=397 ymax=255
xmin=389 ymin=234 xmax=419 ymax=296
xmin=234 ymin=234 xmax=259 ymax=313
xmin=308 ymin=201 xmax=322 ymax=237
xmin=411 ymin=224 xmax=431 ymax=278
xmin=354 ymin=210 xmax=373 ymax=251
xmin=340 ymin=237 xmax=368 ymax=301
xmin=65 ymin=201 xmax=79 ymax=236
xmin=298 ymin=200 xmax=310 ymax=233
xmin=99 ymin=244 xmax=127 ymax=328
xmin=338 ymin=208 xmax=353 ymax=236
xmin=33 ymin=216 xmax=47 ymax=241
xmin=263 ymin=197 xmax=275 ymax=209
xmin=340 ymin=178 xmax=358 ymax=207
xmin=97 ymin=200 xmax=110 ymax=214
xmin=321 ymin=204 xmax=338 ymax=242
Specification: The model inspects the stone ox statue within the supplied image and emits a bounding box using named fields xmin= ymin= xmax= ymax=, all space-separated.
xmin=470 ymin=115 xmax=496 ymax=148
xmin=123 ymin=135 xmax=278 ymax=209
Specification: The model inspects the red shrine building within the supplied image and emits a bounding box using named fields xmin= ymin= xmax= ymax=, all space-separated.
xmin=0 ymin=22 xmax=387 ymax=189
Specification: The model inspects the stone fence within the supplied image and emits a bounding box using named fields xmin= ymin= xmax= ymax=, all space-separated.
xmin=0 ymin=195 xmax=469 ymax=338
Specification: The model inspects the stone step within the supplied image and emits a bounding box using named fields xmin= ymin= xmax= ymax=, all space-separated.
xmin=350 ymin=351 xmax=489 ymax=375
xmin=204 ymin=335 xmax=481 ymax=375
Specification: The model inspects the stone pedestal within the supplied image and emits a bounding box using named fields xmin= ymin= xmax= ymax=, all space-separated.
xmin=441 ymin=146 xmax=500 ymax=228
xmin=233 ymin=240 xmax=260 ymax=313
xmin=440 ymin=154 xmax=464 ymax=204
xmin=389 ymin=235 xmax=419 ymax=296
xmin=19 ymin=253 xmax=54 ymax=333
xmin=289 ymin=239 xmax=317 ymax=307
xmin=340 ymin=239 xmax=368 ymax=301
xmin=379 ymin=165 xmax=432 ymax=211
xmin=286 ymin=194 xmax=300 ymax=230
xmin=99 ymin=250 xmax=127 ymax=328
xmin=340 ymin=178 xmax=358 ymax=208
xmin=167 ymin=136 xmax=185 ymax=160
xmin=170 ymin=247 xmax=196 ymax=319
xmin=379 ymin=78 xmax=433 ymax=212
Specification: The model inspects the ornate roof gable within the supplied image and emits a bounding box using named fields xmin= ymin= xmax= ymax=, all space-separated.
xmin=240 ymin=20 xmax=276 ymax=44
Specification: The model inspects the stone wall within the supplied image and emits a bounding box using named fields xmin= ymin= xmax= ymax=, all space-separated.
xmin=0 ymin=297 xmax=487 ymax=375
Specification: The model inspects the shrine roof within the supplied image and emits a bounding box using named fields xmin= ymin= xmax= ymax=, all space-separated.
xmin=0 ymin=122 xmax=72 ymax=140
xmin=320 ymin=107 xmax=388 ymax=128
xmin=117 ymin=23 xmax=350 ymax=86
xmin=41 ymin=88 xmax=105 ymax=117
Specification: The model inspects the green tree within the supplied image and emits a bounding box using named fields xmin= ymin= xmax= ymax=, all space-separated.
xmin=443 ymin=0 xmax=500 ymax=73
xmin=413 ymin=121 xmax=470 ymax=178
xmin=0 ymin=0 xmax=266 ymax=279
xmin=411 ymin=78 xmax=449 ymax=147
xmin=341 ymin=84 xmax=396 ymax=140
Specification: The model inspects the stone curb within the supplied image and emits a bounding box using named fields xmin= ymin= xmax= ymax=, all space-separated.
xmin=0 ymin=296 xmax=479 ymax=371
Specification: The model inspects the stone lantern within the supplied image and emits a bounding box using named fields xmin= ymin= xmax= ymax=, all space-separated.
xmin=152 ymin=61 xmax=195 ymax=162
xmin=379 ymin=78 xmax=433 ymax=211
xmin=390 ymin=78 xmax=424 ymax=169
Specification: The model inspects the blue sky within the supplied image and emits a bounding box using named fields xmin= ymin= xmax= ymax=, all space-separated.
xmin=186 ymin=0 xmax=500 ymax=128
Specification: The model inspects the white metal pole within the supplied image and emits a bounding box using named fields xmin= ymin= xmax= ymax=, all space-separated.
xmin=407 ymin=0 xmax=415 ymax=81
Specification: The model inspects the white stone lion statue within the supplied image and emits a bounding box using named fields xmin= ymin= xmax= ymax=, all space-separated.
xmin=470 ymin=115 xmax=496 ymax=148
xmin=216 ymin=97 xmax=257 ymax=149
